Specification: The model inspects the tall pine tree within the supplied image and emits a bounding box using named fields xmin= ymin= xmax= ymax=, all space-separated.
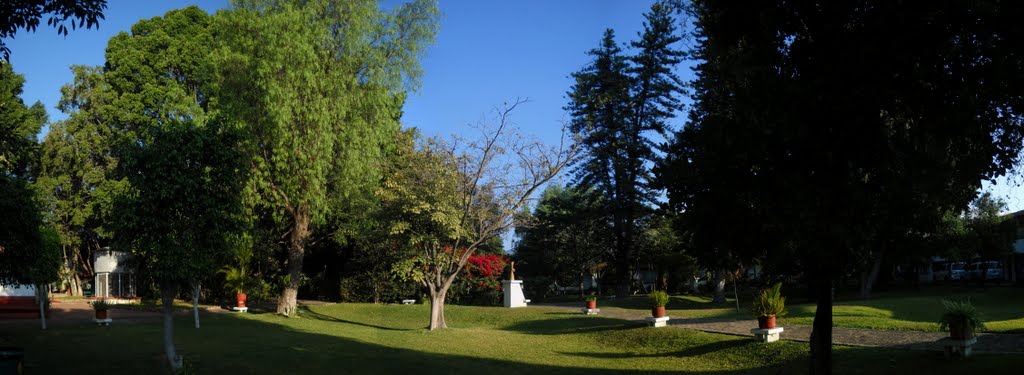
xmin=566 ymin=2 xmax=685 ymax=296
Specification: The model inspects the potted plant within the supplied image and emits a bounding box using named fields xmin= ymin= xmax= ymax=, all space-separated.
xmin=584 ymin=294 xmax=598 ymax=310
xmin=939 ymin=298 xmax=985 ymax=340
xmin=220 ymin=243 xmax=254 ymax=309
xmin=752 ymin=282 xmax=786 ymax=329
xmin=649 ymin=291 xmax=669 ymax=318
xmin=220 ymin=264 xmax=250 ymax=308
xmin=91 ymin=299 xmax=111 ymax=320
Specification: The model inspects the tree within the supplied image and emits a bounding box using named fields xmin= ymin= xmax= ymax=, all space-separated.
xmin=0 ymin=0 xmax=106 ymax=60
xmin=114 ymin=121 xmax=246 ymax=370
xmin=36 ymin=65 xmax=127 ymax=296
xmin=216 ymin=0 xmax=439 ymax=315
xmin=666 ymin=1 xmax=1024 ymax=374
xmin=388 ymin=100 xmax=577 ymax=330
xmin=0 ymin=62 xmax=49 ymax=287
xmin=513 ymin=184 xmax=613 ymax=297
xmin=0 ymin=62 xmax=46 ymax=177
xmin=567 ymin=2 xmax=686 ymax=297
xmin=97 ymin=6 xmax=236 ymax=370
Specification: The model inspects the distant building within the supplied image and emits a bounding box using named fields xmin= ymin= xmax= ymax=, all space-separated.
xmin=93 ymin=248 xmax=136 ymax=298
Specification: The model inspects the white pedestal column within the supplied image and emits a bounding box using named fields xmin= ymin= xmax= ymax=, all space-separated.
xmin=502 ymin=280 xmax=528 ymax=308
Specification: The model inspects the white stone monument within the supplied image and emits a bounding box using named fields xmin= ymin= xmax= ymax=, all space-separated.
xmin=503 ymin=262 xmax=529 ymax=308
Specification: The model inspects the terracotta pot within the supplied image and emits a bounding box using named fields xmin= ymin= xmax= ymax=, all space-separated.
xmin=652 ymin=306 xmax=666 ymax=318
xmin=949 ymin=321 xmax=973 ymax=340
xmin=757 ymin=315 xmax=776 ymax=329
xmin=95 ymin=309 xmax=108 ymax=320
xmin=236 ymin=292 xmax=247 ymax=308
xmin=586 ymin=300 xmax=597 ymax=310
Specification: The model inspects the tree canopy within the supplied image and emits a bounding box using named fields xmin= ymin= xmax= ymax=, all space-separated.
xmin=663 ymin=1 xmax=1024 ymax=373
xmin=566 ymin=2 xmax=686 ymax=297
xmin=216 ymin=0 xmax=439 ymax=315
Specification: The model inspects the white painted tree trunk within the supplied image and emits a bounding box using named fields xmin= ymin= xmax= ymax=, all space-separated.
xmin=162 ymin=282 xmax=183 ymax=371
xmin=192 ymin=281 xmax=201 ymax=329
xmin=37 ymin=284 xmax=47 ymax=330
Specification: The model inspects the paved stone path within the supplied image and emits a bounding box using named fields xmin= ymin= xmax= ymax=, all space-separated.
xmin=537 ymin=303 xmax=1024 ymax=354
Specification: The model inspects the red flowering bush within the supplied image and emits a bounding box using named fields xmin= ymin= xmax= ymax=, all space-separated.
xmin=444 ymin=253 xmax=507 ymax=305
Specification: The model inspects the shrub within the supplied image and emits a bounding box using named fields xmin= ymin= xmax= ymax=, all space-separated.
xmin=90 ymin=299 xmax=111 ymax=311
xmin=751 ymin=282 xmax=786 ymax=318
xmin=938 ymin=298 xmax=986 ymax=334
xmin=648 ymin=290 xmax=669 ymax=307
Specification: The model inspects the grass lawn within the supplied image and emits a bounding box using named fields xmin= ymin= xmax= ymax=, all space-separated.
xmin=6 ymin=302 xmax=1022 ymax=374
xmin=591 ymin=286 xmax=1024 ymax=333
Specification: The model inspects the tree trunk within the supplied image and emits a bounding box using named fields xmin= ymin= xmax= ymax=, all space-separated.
xmin=192 ymin=281 xmax=201 ymax=329
xmin=733 ymin=278 xmax=740 ymax=312
xmin=712 ymin=270 xmax=727 ymax=303
xmin=859 ymin=252 xmax=883 ymax=299
xmin=579 ymin=271 xmax=585 ymax=298
xmin=161 ymin=281 xmax=182 ymax=371
xmin=278 ymin=204 xmax=311 ymax=316
xmin=37 ymin=284 xmax=47 ymax=330
xmin=691 ymin=275 xmax=700 ymax=294
xmin=71 ymin=272 xmax=82 ymax=296
xmin=809 ymin=276 xmax=833 ymax=375
xmin=428 ymin=286 xmax=448 ymax=330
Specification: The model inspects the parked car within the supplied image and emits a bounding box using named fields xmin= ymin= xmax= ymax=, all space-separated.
xmin=948 ymin=262 xmax=967 ymax=281
xmin=970 ymin=260 xmax=1003 ymax=280
xmin=966 ymin=261 xmax=1003 ymax=281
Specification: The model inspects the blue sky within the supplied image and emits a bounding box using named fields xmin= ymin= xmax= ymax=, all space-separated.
xmin=3 ymin=0 xmax=1022 ymax=212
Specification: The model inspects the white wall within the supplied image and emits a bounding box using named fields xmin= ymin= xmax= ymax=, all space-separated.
xmin=94 ymin=250 xmax=132 ymax=273
xmin=0 ymin=284 xmax=36 ymax=297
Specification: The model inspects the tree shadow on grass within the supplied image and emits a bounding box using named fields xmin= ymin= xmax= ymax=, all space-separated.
xmin=501 ymin=316 xmax=644 ymax=335
xmin=298 ymin=306 xmax=415 ymax=331
xmin=13 ymin=311 xmax=810 ymax=375
xmin=561 ymin=339 xmax=751 ymax=359
xmin=11 ymin=310 xmax=1022 ymax=375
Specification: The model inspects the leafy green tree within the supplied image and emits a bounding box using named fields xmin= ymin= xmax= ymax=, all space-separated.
xmin=114 ymin=121 xmax=246 ymax=370
xmin=0 ymin=62 xmax=48 ymax=286
xmin=664 ymin=1 xmax=1024 ymax=373
xmin=0 ymin=62 xmax=46 ymax=176
xmin=96 ymin=6 xmax=233 ymax=370
xmin=567 ymin=2 xmax=686 ymax=297
xmin=0 ymin=0 xmax=107 ymax=60
xmin=514 ymin=184 xmax=613 ymax=297
xmin=216 ymin=0 xmax=439 ymax=315
xmin=36 ymin=65 xmax=127 ymax=296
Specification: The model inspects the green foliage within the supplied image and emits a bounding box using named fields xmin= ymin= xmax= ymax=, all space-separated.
xmin=37 ymin=65 xmax=128 ymax=291
xmin=0 ymin=62 xmax=46 ymax=176
xmin=584 ymin=294 xmax=598 ymax=302
xmin=938 ymin=298 xmax=986 ymax=333
xmin=0 ymin=0 xmax=106 ymax=60
xmin=217 ymin=0 xmax=439 ymax=226
xmin=113 ymin=120 xmax=247 ymax=285
xmin=0 ymin=63 xmax=57 ymax=287
xmin=751 ymin=283 xmax=786 ymax=318
xmin=90 ymin=299 xmax=111 ymax=311
xmin=566 ymin=3 xmax=686 ymax=295
xmin=513 ymin=184 xmax=612 ymax=286
xmin=648 ymin=291 xmax=669 ymax=307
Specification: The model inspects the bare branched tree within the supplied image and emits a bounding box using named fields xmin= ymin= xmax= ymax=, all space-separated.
xmin=391 ymin=99 xmax=578 ymax=330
